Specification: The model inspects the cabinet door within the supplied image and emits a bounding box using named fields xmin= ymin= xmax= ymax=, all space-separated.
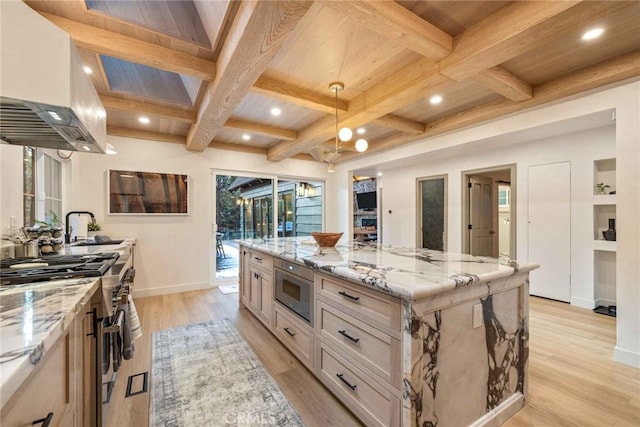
xmin=249 ymin=267 xmax=261 ymax=313
xmin=259 ymin=272 xmax=273 ymax=325
xmin=79 ymin=292 xmax=102 ymax=427
xmin=240 ymin=249 xmax=251 ymax=306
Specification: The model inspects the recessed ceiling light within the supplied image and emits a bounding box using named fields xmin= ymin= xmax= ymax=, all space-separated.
xmin=83 ymin=66 xmax=93 ymax=75
xmin=82 ymin=145 xmax=91 ymax=151
xmin=270 ymin=107 xmax=282 ymax=116
xmin=430 ymin=95 xmax=443 ymax=105
xmin=356 ymin=127 xmax=366 ymax=135
xmin=138 ymin=116 xmax=150 ymax=124
xmin=581 ymin=28 xmax=604 ymax=41
xmin=242 ymin=134 xmax=251 ymax=141
xmin=377 ymin=172 xmax=383 ymax=177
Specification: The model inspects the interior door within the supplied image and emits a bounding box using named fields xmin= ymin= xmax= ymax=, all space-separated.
xmin=528 ymin=162 xmax=571 ymax=302
xmin=469 ymin=176 xmax=494 ymax=256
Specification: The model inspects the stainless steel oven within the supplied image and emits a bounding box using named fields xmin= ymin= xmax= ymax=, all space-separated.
xmin=274 ymin=258 xmax=314 ymax=325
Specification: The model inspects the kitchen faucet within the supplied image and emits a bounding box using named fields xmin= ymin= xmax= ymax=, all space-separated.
xmin=65 ymin=211 xmax=96 ymax=243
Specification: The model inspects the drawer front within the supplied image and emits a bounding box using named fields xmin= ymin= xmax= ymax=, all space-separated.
xmin=318 ymin=275 xmax=401 ymax=334
xmin=1 ymin=333 xmax=72 ymax=427
xmin=317 ymin=341 xmax=400 ymax=427
xmin=318 ymin=302 xmax=400 ymax=388
xmin=249 ymin=250 xmax=273 ymax=270
xmin=274 ymin=307 xmax=313 ymax=367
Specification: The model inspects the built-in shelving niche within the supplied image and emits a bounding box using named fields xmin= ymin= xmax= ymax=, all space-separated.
xmin=594 ymin=158 xmax=616 ymax=195
xmin=594 ymin=250 xmax=616 ymax=309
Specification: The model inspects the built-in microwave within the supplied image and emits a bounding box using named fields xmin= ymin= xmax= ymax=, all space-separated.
xmin=274 ymin=258 xmax=314 ymax=325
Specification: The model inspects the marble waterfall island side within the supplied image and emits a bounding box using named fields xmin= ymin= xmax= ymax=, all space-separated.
xmin=240 ymin=237 xmax=538 ymax=426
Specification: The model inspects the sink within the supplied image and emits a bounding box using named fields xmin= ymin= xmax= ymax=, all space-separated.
xmin=72 ymin=240 xmax=124 ymax=247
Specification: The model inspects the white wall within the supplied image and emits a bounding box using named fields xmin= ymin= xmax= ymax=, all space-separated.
xmin=67 ymin=136 xmax=331 ymax=297
xmin=334 ymin=81 xmax=640 ymax=367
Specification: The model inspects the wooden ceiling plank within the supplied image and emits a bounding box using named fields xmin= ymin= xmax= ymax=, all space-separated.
xmin=440 ymin=1 xmax=594 ymax=81
xmin=267 ymin=57 xmax=452 ymax=161
xmin=472 ymin=67 xmax=533 ymax=102
xmin=100 ymin=95 xmax=196 ymax=123
xmin=339 ymin=51 xmax=640 ymax=162
xmin=208 ymin=140 xmax=267 ymax=155
xmin=39 ymin=12 xmax=215 ymax=80
xmin=224 ymin=118 xmax=297 ymax=141
xmin=372 ymin=114 xmax=425 ymax=134
xmin=321 ymin=0 xmax=452 ymax=60
xmin=186 ymin=0 xmax=313 ymax=152
xmin=251 ymin=76 xmax=348 ymax=114
xmin=107 ymin=126 xmax=186 ymax=144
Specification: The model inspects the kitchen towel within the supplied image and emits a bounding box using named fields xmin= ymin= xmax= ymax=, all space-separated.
xmin=128 ymin=295 xmax=142 ymax=341
xmin=121 ymin=301 xmax=135 ymax=360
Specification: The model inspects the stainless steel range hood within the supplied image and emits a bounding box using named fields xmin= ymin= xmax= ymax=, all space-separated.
xmin=0 ymin=1 xmax=106 ymax=153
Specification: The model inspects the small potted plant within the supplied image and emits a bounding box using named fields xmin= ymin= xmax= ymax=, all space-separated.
xmin=595 ymin=182 xmax=610 ymax=195
xmin=87 ymin=222 xmax=101 ymax=239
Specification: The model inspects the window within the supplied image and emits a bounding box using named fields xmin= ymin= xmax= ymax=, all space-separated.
xmin=498 ymin=188 xmax=511 ymax=207
xmin=22 ymin=148 xmax=63 ymax=226
xmin=23 ymin=147 xmax=36 ymax=226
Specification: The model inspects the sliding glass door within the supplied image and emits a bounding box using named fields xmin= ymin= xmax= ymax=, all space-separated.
xmin=418 ymin=175 xmax=447 ymax=251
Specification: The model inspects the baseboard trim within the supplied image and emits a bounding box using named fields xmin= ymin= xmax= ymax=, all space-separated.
xmin=469 ymin=393 xmax=525 ymax=427
xmin=133 ymin=282 xmax=215 ymax=298
xmin=594 ymin=298 xmax=616 ymax=308
xmin=614 ymin=346 xmax=640 ymax=368
xmin=570 ymin=296 xmax=595 ymax=309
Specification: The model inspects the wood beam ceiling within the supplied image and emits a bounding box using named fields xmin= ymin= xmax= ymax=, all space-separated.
xmin=223 ymin=119 xmax=297 ymax=141
xmin=338 ymin=51 xmax=640 ymax=162
xmin=267 ymin=0 xmax=596 ymax=162
xmin=100 ymin=96 xmax=196 ymax=123
xmin=40 ymin=12 xmax=216 ymax=80
xmin=372 ymin=114 xmax=425 ymax=135
xmin=107 ymin=126 xmax=186 ymax=144
xmin=186 ymin=0 xmax=313 ymax=151
xmin=251 ymin=76 xmax=348 ymax=114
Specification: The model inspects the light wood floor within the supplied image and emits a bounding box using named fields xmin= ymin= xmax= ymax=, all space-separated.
xmin=107 ymin=291 xmax=639 ymax=427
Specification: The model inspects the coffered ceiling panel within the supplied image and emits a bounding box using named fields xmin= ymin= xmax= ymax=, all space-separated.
xmin=214 ymin=129 xmax=276 ymax=149
xmin=105 ymin=109 xmax=190 ymax=136
xmin=503 ymin=2 xmax=640 ymax=85
xmin=233 ymin=93 xmax=325 ymax=132
xmin=393 ymin=80 xmax=501 ymax=124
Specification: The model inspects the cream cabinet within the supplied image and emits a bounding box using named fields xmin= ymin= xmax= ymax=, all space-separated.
xmin=239 ymin=248 xmax=273 ymax=328
xmin=1 ymin=287 xmax=101 ymax=427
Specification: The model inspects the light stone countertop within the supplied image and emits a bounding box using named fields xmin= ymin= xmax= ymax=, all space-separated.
xmin=0 ymin=277 xmax=100 ymax=408
xmin=240 ymin=237 xmax=538 ymax=300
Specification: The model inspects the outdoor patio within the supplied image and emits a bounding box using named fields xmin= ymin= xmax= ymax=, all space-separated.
xmin=216 ymin=239 xmax=240 ymax=279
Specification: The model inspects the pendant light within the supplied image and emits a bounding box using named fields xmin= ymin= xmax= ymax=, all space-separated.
xmin=327 ymin=82 xmax=368 ymax=172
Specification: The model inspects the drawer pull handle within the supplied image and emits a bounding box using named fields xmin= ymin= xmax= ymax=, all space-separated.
xmin=33 ymin=412 xmax=54 ymax=426
xmin=283 ymin=327 xmax=296 ymax=337
xmin=254 ymin=257 xmax=262 ymax=261
xmin=338 ymin=291 xmax=360 ymax=302
xmin=338 ymin=329 xmax=360 ymax=343
xmin=86 ymin=307 xmax=97 ymax=337
xmin=336 ymin=373 xmax=357 ymax=391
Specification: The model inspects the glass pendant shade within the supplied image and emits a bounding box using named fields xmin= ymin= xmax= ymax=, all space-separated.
xmin=327 ymin=162 xmax=335 ymax=173
xmin=338 ymin=127 xmax=353 ymax=142
xmin=355 ymin=139 xmax=368 ymax=152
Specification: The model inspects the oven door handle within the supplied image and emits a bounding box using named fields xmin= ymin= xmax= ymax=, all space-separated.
xmin=103 ymin=310 xmax=125 ymax=333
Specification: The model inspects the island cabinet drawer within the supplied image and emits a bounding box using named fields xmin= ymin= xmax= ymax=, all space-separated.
xmin=317 ymin=274 xmax=402 ymax=335
xmin=317 ymin=341 xmax=401 ymax=427
xmin=273 ymin=306 xmax=313 ymax=368
xmin=249 ymin=250 xmax=273 ymax=270
xmin=1 ymin=333 xmax=73 ymax=427
xmin=318 ymin=302 xmax=401 ymax=389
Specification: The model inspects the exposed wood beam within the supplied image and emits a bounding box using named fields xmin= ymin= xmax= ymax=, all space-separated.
xmin=440 ymin=1 xmax=586 ymax=81
xmin=107 ymin=126 xmax=186 ymax=145
xmin=372 ymin=114 xmax=424 ymax=134
xmin=251 ymin=76 xmax=348 ymax=114
xmin=186 ymin=0 xmax=313 ymax=151
xmin=224 ymin=118 xmax=297 ymax=141
xmin=338 ymin=52 xmax=640 ymax=162
xmin=208 ymin=140 xmax=314 ymax=161
xmin=267 ymin=57 xmax=451 ymax=161
xmin=472 ymin=67 xmax=532 ymax=102
xmin=100 ymin=96 xmax=196 ymax=123
xmin=39 ymin=12 xmax=215 ymax=80
xmin=322 ymin=0 xmax=452 ymax=60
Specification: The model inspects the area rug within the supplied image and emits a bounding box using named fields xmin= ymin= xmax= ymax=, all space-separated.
xmin=150 ymin=319 xmax=303 ymax=426
xmin=218 ymin=284 xmax=239 ymax=294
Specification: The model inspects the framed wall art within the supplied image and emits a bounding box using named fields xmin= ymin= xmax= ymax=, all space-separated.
xmin=108 ymin=169 xmax=189 ymax=215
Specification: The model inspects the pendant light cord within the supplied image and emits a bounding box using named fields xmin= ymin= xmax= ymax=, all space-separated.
xmin=334 ymin=87 xmax=339 ymax=153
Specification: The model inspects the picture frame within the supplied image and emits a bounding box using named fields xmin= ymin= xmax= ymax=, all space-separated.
xmin=108 ymin=169 xmax=189 ymax=215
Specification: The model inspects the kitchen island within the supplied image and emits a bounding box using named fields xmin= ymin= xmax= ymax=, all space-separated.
xmin=239 ymin=237 xmax=538 ymax=427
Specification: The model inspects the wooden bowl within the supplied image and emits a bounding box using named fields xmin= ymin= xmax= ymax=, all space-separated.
xmin=311 ymin=232 xmax=343 ymax=247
